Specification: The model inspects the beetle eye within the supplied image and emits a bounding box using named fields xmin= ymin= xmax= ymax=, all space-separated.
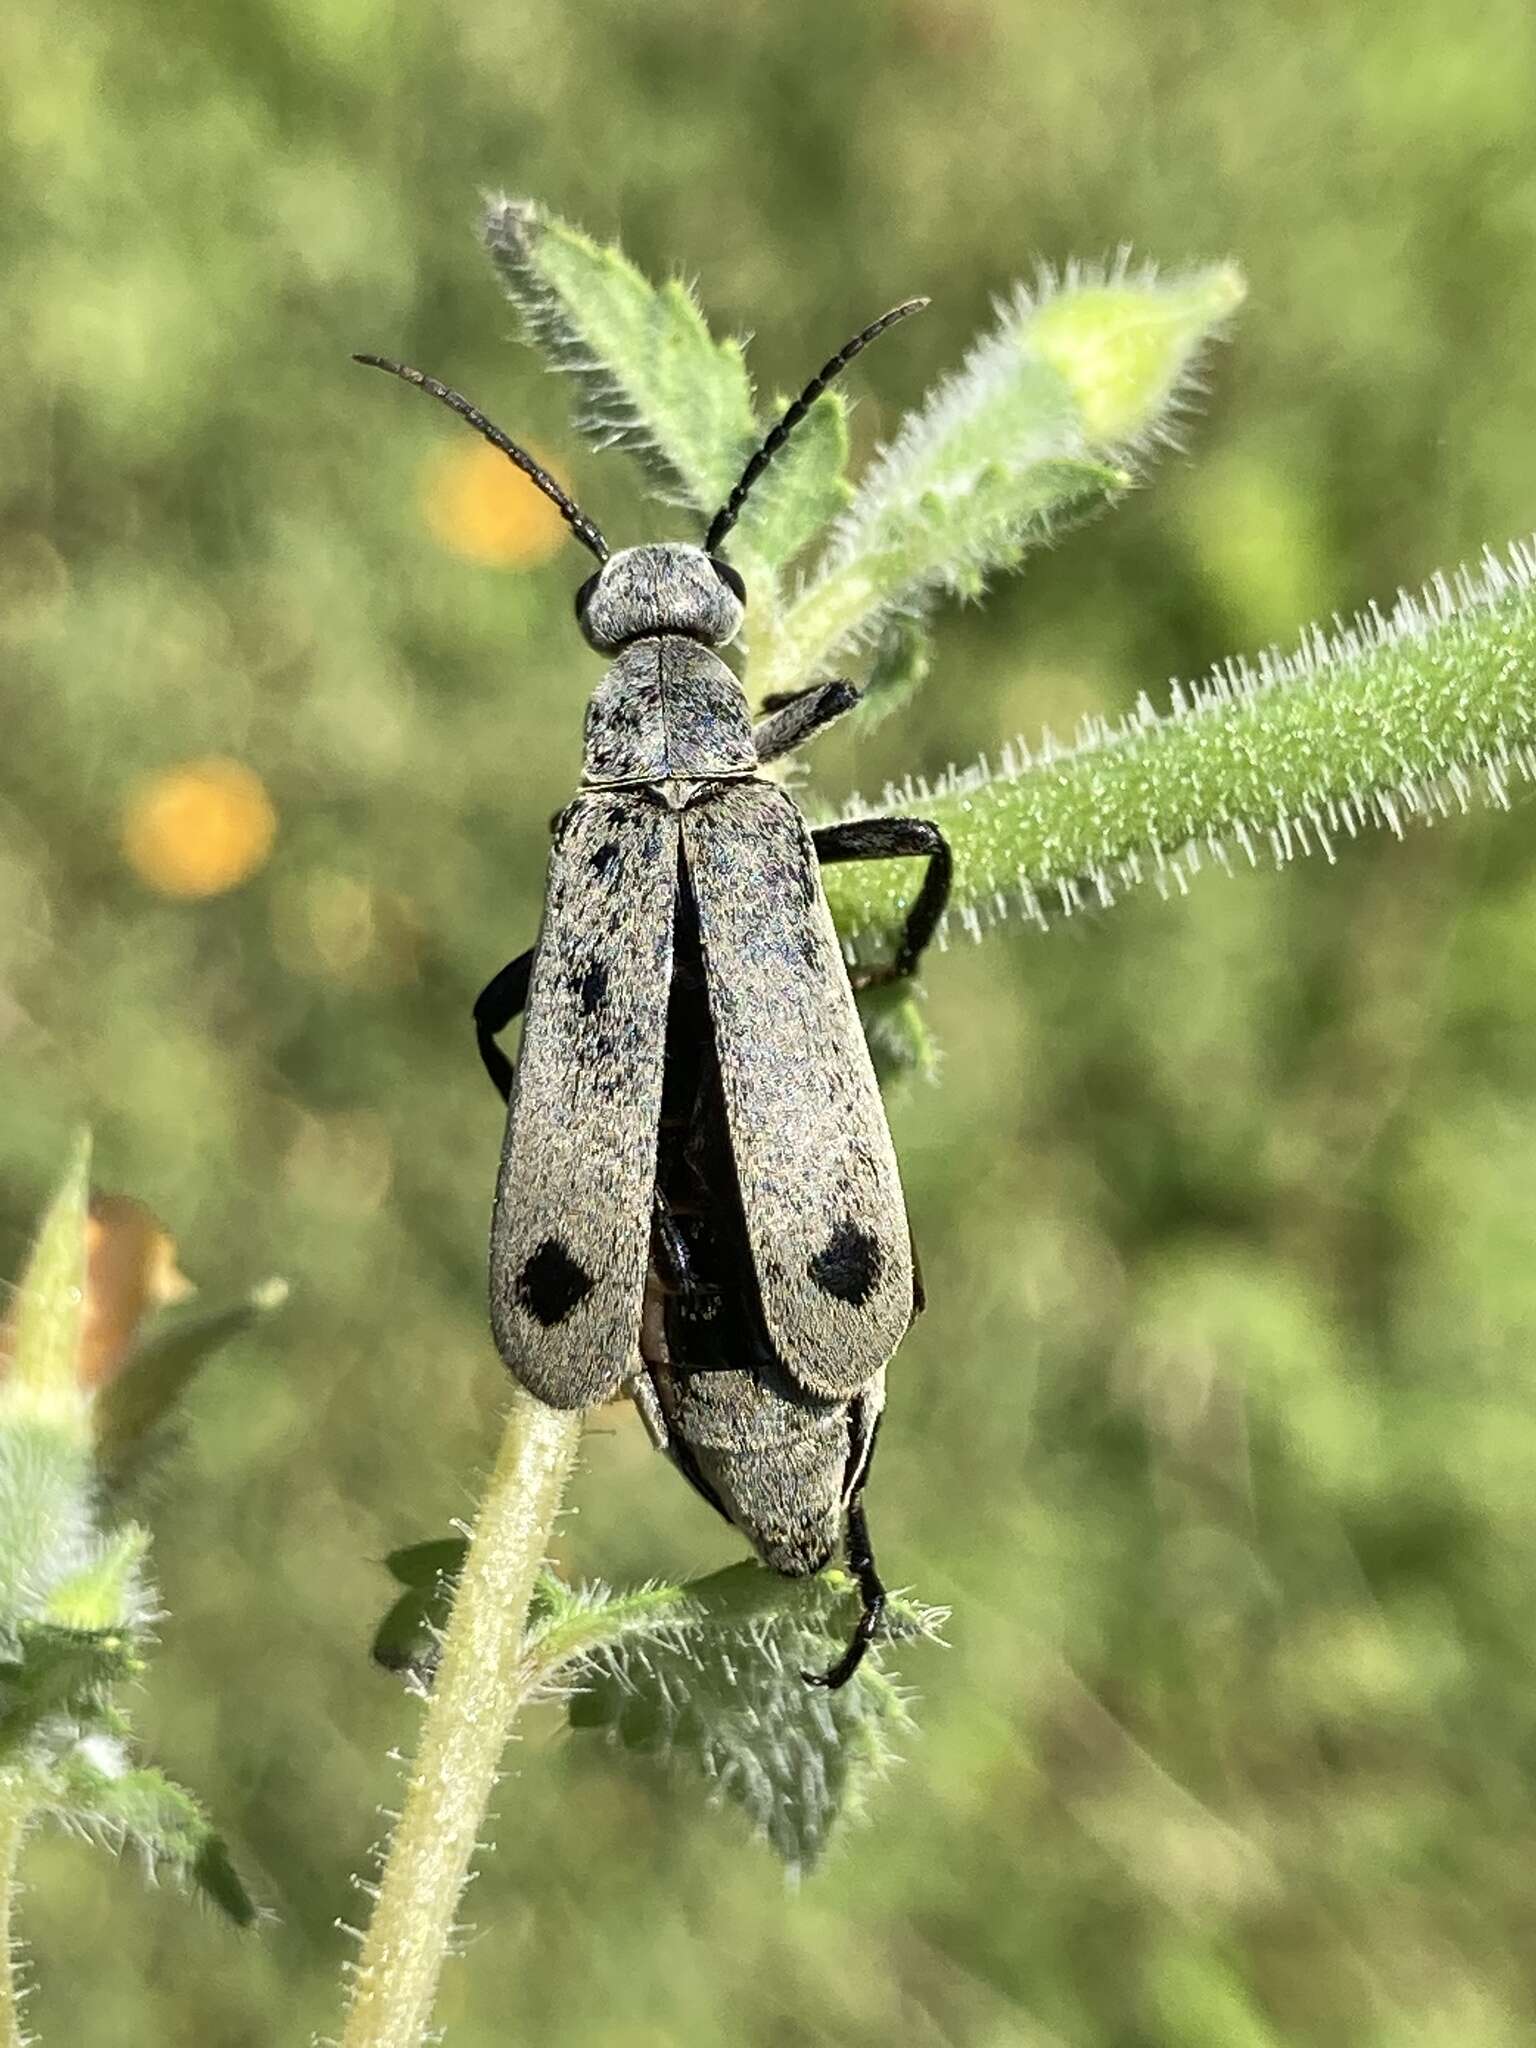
xmin=573 ymin=571 xmax=601 ymax=620
xmin=710 ymin=557 xmax=747 ymax=606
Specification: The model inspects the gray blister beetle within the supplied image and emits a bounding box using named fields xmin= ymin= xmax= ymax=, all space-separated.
xmin=357 ymin=304 xmax=951 ymax=1687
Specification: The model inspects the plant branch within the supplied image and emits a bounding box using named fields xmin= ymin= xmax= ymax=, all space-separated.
xmin=0 ymin=1784 xmax=29 ymax=2048
xmin=339 ymin=1390 xmax=581 ymax=2048
xmin=821 ymin=540 xmax=1536 ymax=947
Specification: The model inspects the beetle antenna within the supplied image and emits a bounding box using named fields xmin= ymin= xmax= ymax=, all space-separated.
xmin=704 ymin=298 xmax=928 ymax=556
xmin=353 ymin=354 xmax=610 ymax=563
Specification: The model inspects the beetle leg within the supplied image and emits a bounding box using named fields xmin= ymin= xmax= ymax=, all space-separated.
xmin=652 ymin=1190 xmax=722 ymax=1315
xmin=623 ymin=1370 xmax=670 ymax=1450
xmin=812 ymin=816 xmax=952 ymax=983
xmin=651 ymin=1189 xmax=695 ymax=1290
xmin=803 ymin=1490 xmax=887 ymax=1691
xmin=752 ymin=679 xmax=860 ymax=765
xmin=472 ymin=948 xmax=533 ymax=1103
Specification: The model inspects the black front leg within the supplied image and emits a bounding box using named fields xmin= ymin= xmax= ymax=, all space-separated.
xmin=812 ymin=816 xmax=952 ymax=984
xmin=472 ymin=948 xmax=532 ymax=1104
xmin=753 ymin=679 xmax=860 ymax=765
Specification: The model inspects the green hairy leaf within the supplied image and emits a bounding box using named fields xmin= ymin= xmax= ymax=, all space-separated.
xmin=0 ymin=1626 xmax=138 ymax=1752
xmin=372 ymin=1537 xmax=467 ymax=1683
xmin=820 ymin=541 xmax=1536 ymax=948
xmin=484 ymin=196 xmax=757 ymax=513
xmin=42 ymin=1755 xmax=256 ymax=1926
xmin=564 ymin=1562 xmax=945 ymax=1875
xmin=479 ymin=206 xmax=1239 ymax=703
xmin=42 ymin=1525 xmax=151 ymax=1632
xmin=861 ymin=610 xmax=934 ymax=726
xmin=0 ymin=1424 xmax=99 ymax=1637
xmin=729 ymin=389 xmax=851 ymax=582
xmin=754 ymin=262 xmax=1244 ymax=697
xmin=481 ymin=196 xmax=859 ymax=591
xmin=369 ymin=1542 xmax=943 ymax=1871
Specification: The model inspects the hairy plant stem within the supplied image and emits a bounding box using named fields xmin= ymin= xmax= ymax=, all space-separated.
xmin=339 ymin=1391 xmax=582 ymax=2048
xmin=0 ymin=1785 xmax=30 ymax=2048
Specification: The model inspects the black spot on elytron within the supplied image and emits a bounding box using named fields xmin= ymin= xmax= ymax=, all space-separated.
xmin=515 ymin=1239 xmax=594 ymax=1327
xmin=578 ymin=961 xmax=608 ymax=1016
xmin=808 ymin=1220 xmax=883 ymax=1308
xmin=590 ymin=840 xmax=621 ymax=876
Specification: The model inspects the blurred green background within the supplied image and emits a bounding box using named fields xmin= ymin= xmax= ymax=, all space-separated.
xmin=6 ymin=1 xmax=1536 ymax=2042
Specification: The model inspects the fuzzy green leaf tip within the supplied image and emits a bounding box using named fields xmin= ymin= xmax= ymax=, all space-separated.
xmin=483 ymin=195 xmax=757 ymax=514
xmin=480 ymin=196 xmax=862 ymax=592
xmin=754 ymin=259 xmax=1244 ymax=698
xmin=821 ymin=540 xmax=1536 ymax=948
xmin=1 ymin=1129 xmax=92 ymax=1440
xmin=1031 ymin=263 xmax=1245 ymax=442
xmin=43 ymin=1755 xmax=256 ymax=1926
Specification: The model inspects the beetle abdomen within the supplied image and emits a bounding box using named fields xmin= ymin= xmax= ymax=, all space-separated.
xmin=669 ymin=1369 xmax=847 ymax=1577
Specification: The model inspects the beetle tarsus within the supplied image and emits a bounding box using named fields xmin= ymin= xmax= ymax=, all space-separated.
xmin=812 ymin=817 xmax=953 ymax=985
xmin=803 ymin=1493 xmax=887 ymax=1691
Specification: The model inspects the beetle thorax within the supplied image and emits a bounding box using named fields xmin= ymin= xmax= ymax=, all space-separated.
xmin=582 ymin=639 xmax=758 ymax=787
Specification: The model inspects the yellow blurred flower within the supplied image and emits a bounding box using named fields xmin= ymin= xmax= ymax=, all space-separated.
xmin=121 ymin=758 xmax=277 ymax=899
xmin=422 ymin=438 xmax=573 ymax=568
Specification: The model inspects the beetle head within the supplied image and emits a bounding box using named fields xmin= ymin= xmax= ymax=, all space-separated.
xmin=574 ymin=543 xmax=745 ymax=653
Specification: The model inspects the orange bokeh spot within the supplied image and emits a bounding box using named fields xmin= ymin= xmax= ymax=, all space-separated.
xmin=121 ymin=758 xmax=277 ymax=899
xmin=422 ymin=438 xmax=573 ymax=568
xmin=0 ymin=1192 xmax=194 ymax=1392
xmin=81 ymin=1194 xmax=196 ymax=1387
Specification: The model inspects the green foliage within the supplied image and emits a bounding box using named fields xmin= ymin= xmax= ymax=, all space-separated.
xmin=11 ymin=7 xmax=1536 ymax=2045
xmin=489 ymin=203 xmax=1536 ymax=992
xmin=860 ymin=611 xmax=934 ymax=726
xmin=823 ymin=541 xmax=1536 ymax=944
xmin=564 ymin=1563 xmax=944 ymax=1874
xmin=484 ymin=196 xmax=758 ymax=512
xmin=488 ymin=199 xmax=1239 ymax=703
xmin=43 ymin=1755 xmax=256 ymax=1926
xmin=751 ymin=265 xmax=1241 ymax=696
xmin=485 ymin=197 xmax=857 ymax=593
xmin=731 ymin=386 xmax=853 ymax=585
xmin=1 ymin=1132 xmax=92 ymax=1439
xmin=371 ymin=1537 xmax=466 ymax=1683
xmin=0 ymin=1139 xmax=261 ymax=2021
xmin=372 ymin=1539 xmax=944 ymax=1871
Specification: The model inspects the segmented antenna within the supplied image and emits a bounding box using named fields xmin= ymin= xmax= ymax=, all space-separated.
xmin=353 ymin=354 xmax=610 ymax=563
xmin=704 ymin=297 xmax=929 ymax=556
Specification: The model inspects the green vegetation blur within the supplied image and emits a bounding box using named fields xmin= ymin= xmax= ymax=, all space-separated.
xmin=6 ymin=1 xmax=1536 ymax=2042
